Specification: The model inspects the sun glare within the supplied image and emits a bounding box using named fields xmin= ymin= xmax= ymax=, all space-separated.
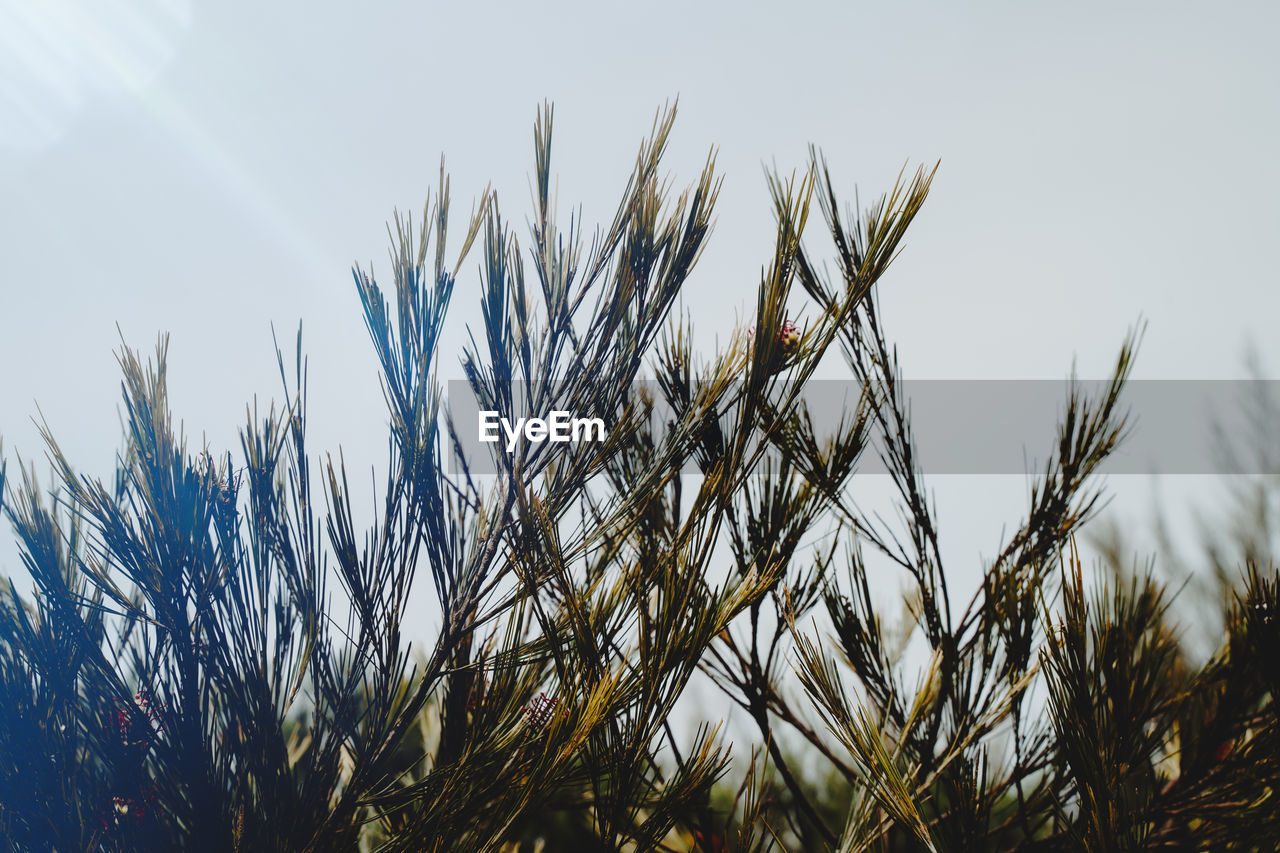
xmin=0 ymin=0 xmax=190 ymax=150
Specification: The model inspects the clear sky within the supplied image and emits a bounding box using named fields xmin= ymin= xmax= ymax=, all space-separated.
xmin=2 ymin=1 xmax=1278 ymax=603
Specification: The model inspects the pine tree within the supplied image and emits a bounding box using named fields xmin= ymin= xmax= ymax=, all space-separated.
xmin=1 ymin=104 xmax=1274 ymax=852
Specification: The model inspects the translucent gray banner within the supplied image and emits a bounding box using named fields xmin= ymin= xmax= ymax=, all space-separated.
xmin=445 ymin=380 xmax=1280 ymax=475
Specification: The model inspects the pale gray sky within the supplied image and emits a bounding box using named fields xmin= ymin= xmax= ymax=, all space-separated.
xmin=2 ymin=1 xmax=1278 ymax=601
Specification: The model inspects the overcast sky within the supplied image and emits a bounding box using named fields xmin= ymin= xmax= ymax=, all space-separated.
xmin=2 ymin=1 xmax=1278 ymax=604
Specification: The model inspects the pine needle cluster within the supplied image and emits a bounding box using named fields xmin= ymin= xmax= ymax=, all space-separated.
xmin=1 ymin=105 xmax=1275 ymax=852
